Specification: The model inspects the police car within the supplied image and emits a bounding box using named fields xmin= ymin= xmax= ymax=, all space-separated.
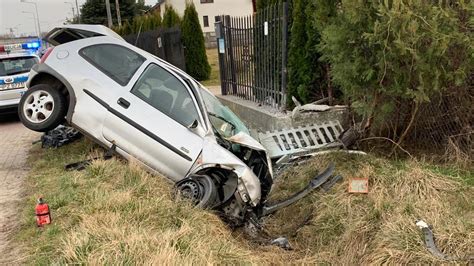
xmin=0 ymin=41 xmax=41 ymax=114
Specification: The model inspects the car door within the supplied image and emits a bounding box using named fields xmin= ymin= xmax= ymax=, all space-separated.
xmin=102 ymin=63 xmax=205 ymax=181
xmin=69 ymin=42 xmax=146 ymax=142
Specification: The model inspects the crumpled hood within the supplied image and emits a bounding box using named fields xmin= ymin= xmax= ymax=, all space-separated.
xmin=226 ymin=132 xmax=274 ymax=179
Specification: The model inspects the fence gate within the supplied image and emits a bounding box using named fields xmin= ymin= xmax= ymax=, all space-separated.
xmin=215 ymin=2 xmax=289 ymax=110
xmin=123 ymin=27 xmax=186 ymax=71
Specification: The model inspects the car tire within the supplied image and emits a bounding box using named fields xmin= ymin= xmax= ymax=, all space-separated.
xmin=195 ymin=175 xmax=218 ymax=209
xmin=18 ymin=84 xmax=67 ymax=132
xmin=177 ymin=174 xmax=218 ymax=209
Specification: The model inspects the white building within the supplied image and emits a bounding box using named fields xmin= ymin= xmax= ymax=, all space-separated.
xmin=154 ymin=0 xmax=255 ymax=42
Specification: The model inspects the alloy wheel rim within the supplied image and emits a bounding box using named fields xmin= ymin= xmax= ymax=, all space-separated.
xmin=23 ymin=90 xmax=55 ymax=124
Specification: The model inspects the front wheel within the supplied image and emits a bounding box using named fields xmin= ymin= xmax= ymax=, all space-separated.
xmin=18 ymin=84 xmax=67 ymax=132
xmin=176 ymin=175 xmax=218 ymax=209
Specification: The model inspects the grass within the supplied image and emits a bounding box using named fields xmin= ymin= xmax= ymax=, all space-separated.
xmin=15 ymin=139 xmax=473 ymax=264
xmin=201 ymin=48 xmax=220 ymax=87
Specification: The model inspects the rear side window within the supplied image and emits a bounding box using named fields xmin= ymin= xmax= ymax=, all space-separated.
xmin=79 ymin=44 xmax=145 ymax=86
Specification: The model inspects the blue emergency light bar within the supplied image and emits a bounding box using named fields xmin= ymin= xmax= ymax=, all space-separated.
xmin=24 ymin=41 xmax=40 ymax=49
xmin=0 ymin=40 xmax=41 ymax=53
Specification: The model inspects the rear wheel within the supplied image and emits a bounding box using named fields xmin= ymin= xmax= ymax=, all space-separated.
xmin=18 ymin=84 xmax=67 ymax=132
xmin=177 ymin=175 xmax=217 ymax=209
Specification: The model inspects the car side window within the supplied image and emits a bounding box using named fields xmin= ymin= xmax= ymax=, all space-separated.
xmin=131 ymin=64 xmax=199 ymax=127
xmin=79 ymin=44 xmax=145 ymax=86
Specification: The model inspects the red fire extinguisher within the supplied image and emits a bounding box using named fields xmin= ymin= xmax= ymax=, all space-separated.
xmin=35 ymin=197 xmax=51 ymax=227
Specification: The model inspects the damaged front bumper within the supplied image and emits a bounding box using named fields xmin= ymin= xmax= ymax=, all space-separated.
xmin=258 ymin=163 xmax=336 ymax=217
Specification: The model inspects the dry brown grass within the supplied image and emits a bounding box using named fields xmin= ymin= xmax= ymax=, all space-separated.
xmin=17 ymin=140 xmax=473 ymax=264
xmin=265 ymin=152 xmax=473 ymax=264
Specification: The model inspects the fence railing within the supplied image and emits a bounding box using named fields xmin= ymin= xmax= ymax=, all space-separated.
xmin=215 ymin=2 xmax=289 ymax=110
xmin=123 ymin=27 xmax=186 ymax=71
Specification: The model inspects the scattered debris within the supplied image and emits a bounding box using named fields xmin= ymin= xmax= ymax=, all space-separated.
xmin=416 ymin=220 xmax=474 ymax=262
xmin=270 ymin=237 xmax=292 ymax=250
xmin=65 ymin=144 xmax=116 ymax=171
xmin=260 ymin=163 xmax=335 ymax=217
xmin=321 ymin=175 xmax=343 ymax=192
xmin=348 ymin=178 xmax=369 ymax=193
xmin=37 ymin=125 xmax=82 ymax=148
xmin=291 ymin=96 xmax=347 ymax=117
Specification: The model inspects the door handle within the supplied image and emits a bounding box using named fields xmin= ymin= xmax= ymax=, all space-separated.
xmin=117 ymin=98 xmax=130 ymax=109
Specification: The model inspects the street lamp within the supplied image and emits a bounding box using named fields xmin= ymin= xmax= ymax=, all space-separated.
xmin=64 ymin=1 xmax=76 ymax=22
xmin=20 ymin=0 xmax=41 ymax=37
xmin=22 ymin=11 xmax=39 ymax=37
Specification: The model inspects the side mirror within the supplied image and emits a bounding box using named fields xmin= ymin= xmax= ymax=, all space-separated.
xmin=187 ymin=119 xmax=199 ymax=129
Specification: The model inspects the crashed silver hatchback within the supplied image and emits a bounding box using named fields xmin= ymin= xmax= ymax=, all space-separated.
xmin=19 ymin=25 xmax=334 ymax=224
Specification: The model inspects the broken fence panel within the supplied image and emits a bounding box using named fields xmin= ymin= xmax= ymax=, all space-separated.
xmin=259 ymin=121 xmax=344 ymax=158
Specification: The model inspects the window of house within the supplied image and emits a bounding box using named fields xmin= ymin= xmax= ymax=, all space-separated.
xmin=131 ymin=64 xmax=199 ymax=127
xmin=200 ymin=0 xmax=214 ymax=3
xmin=79 ymin=44 xmax=145 ymax=86
xmin=203 ymin=16 xmax=209 ymax=27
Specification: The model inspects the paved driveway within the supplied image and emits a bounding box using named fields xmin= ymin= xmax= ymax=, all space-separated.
xmin=0 ymin=114 xmax=40 ymax=263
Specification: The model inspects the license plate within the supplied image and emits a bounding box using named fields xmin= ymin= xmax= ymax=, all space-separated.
xmin=0 ymin=82 xmax=25 ymax=90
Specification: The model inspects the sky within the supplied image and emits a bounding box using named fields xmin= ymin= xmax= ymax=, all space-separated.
xmin=0 ymin=0 xmax=157 ymax=37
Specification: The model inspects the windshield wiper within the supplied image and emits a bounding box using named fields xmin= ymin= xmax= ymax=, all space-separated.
xmin=208 ymin=112 xmax=237 ymax=131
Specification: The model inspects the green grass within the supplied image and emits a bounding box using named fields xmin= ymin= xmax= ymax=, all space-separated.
xmin=15 ymin=140 xmax=473 ymax=264
xmin=201 ymin=48 xmax=220 ymax=87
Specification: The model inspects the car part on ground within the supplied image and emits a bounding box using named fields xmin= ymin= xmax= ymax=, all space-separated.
xmin=243 ymin=170 xmax=342 ymax=250
xmin=64 ymin=144 xmax=116 ymax=171
xmin=270 ymin=237 xmax=292 ymax=250
xmin=38 ymin=125 xmax=82 ymax=148
xmin=259 ymin=163 xmax=335 ymax=217
xmin=416 ymin=220 xmax=473 ymax=262
xmin=258 ymin=121 xmax=344 ymax=159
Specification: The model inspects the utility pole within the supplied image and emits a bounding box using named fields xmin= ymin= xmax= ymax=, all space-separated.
xmin=64 ymin=2 xmax=75 ymax=22
xmin=75 ymin=0 xmax=81 ymax=23
xmin=105 ymin=0 xmax=113 ymax=28
xmin=20 ymin=0 xmax=41 ymax=37
xmin=115 ymin=0 xmax=122 ymax=27
xmin=22 ymin=11 xmax=38 ymax=36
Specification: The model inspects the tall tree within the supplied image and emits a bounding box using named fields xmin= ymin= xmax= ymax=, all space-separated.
xmin=181 ymin=2 xmax=211 ymax=80
xmin=162 ymin=4 xmax=181 ymax=28
xmin=287 ymin=0 xmax=329 ymax=106
xmin=80 ymin=0 xmax=146 ymax=26
xmin=317 ymin=0 xmax=473 ymax=142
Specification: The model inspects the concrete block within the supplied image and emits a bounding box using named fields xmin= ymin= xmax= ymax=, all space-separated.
xmin=217 ymin=94 xmax=349 ymax=133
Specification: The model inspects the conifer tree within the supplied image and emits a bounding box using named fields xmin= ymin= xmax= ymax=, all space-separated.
xmin=181 ymin=2 xmax=211 ymax=80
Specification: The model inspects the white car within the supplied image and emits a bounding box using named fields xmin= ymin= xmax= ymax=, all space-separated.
xmin=19 ymin=25 xmax=334 ymax=224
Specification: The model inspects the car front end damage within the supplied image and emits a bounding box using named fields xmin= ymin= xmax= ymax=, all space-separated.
xmin=183 ymin=131 xmax=336 ymax=226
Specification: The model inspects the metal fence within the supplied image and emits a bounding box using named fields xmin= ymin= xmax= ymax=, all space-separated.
xmin=215 ymin=2 xmax=289 ymax=110
xmin=123 ymin=27 xmax=186 ymax=71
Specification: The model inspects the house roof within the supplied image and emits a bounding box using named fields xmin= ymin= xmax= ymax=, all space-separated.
xmin=150 ymin=0 xmax=166 ymax=10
